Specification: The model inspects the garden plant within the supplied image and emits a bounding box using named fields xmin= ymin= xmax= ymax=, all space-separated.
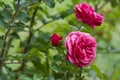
xmin=0 ymin=0 xmax=120 ymax=80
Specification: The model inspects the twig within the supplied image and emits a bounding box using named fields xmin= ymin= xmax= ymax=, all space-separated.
xmin=0 ymin=0 xmax=21 ymax=57
xmin=79 ymin=67 xmax=83 ymax=80
xmin=0 ymin=0 xmax=21 ymax=70
xmin=79 ymin=68 xmax=82 ymax=78
xmin=14 ymin=1 xmax=40 ymax=78
xmin=19 ymin=6 xmax=39 ymax=72
xmin=4 ymin=37 xmax=13 ymax=56
xmin=66 ymin=71 xmax=70 ymax=80
xmin=16 ymin=0 xmax=41 ymax=73
xmin=46 ymin=58 xmax=49 ymax=76
xmin=79 ymin=22 xmax=84 ymax=31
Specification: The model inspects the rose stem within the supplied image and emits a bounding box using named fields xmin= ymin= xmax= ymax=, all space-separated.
xmin=79 ymin=67 xmax=83 ymax=80
xmin=66 ymin=71 xmax=70 ymax=80
xmin=79 ymin=22 xmax=83 ymax=31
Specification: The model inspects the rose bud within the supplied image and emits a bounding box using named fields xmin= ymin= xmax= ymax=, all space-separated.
xmin=50 ymin=33 xmax=62 ymax=46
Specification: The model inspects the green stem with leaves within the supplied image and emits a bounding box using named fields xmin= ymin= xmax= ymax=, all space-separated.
xmin=79 ymin=22 xmax=84 ymax=31
xmin=78 ymin=67 xmax=84 ymax=80
xmin=0 ymin=0 xmax=21 ymax=70
xmin=14 ymin=2 xmax=40 ymax=79
xmin=16 ymin=0 xmax=41 ymax=74
xmin=66 ymin=71 xmax=70 ymax=80
xmin=79 ymin=68 xmax=82 ymax=79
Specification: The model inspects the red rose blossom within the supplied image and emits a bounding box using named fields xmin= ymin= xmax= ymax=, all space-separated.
xmin=50 ymin=33 xmax=62 ymax=46
xmin=65 ymin=31 xmax=96 ymax=67
xmin=75 ymin=2 xmax=104 ymax=28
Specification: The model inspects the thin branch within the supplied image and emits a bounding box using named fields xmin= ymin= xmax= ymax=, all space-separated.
xmin=0 ymin=0 xmax=21 ymax=70
xmin=66 ymin=71 xmax=70 ymax=80
xmin=17 ymin=0 xmax=41 ymax=72
xmin=79 ymin=68 xmax=83 ymax=80
xmin=46 ymin=58 xmax=49 ymax=77
xmin=4 ymin=37 xmax=13 ymax=56
xmin=14 ymin=2 xmax=40 ymax=79
xmin=0 ymin=0 xmax=21 ymax=57
xmin=23 ymin=7 xmax=38 ymax=54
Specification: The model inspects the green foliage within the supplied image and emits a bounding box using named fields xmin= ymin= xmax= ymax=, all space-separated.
xmin=90 ymin=65 xmax=103 ymax=79
xmin=45 ymin=0 xmax=55 ymax=8
xmin=0 ymin=0 xmax=120 ymax=80
xmin=111 ymin=0 xmax=120 ymax=7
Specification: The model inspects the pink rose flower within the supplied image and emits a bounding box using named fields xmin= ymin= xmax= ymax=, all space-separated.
xmin=65 ymin=31 xmax=96 ymax=67
xmin=50 ymin=33 xmax=62 ymax=46
xmin=75 ymin=2 xmax=104 ymax=28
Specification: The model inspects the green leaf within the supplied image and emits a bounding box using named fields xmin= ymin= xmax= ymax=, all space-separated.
xmin=0 ymin=2 xmax=5 ymax=7
xmin=53 ymin=54 xmax=62 ymax=61
xmin=33 ymin=74 xmax=43 ymax=80
xmin=90 ymin=65 xmax=103 ymax=79
xmin=112 ymin=70 xmax=120 ymax=80
xmin=88 ymin=70 xmax=96 ymax=78
xmin=16 ymin=11 xmax=30 ymax=22
xmin=9 ymin=53 xmax=28 ymax=61
xmin=102 ymin=73 xmax=108 ymax=80
xmin=45 ymin=0 xmax=55 ymax=8
xmin=111 ymin=0 xmax=118 ymax=7
xmin=1 ymin=8 xmax=11 ymax=20
xmin=31 ymin=57 xmax=48 ymax=76
xmin=50 ymin=61 xmax=59 ymax=73
xmin=0 ymin=20 xmax=7 ymax=28
xmin=19 ymin=77 xmax=32 ymax=80
xmin=57 ymin=0 xmax=64 ymax=3
xmin=72 ymin=0 xmax=80 ymax=5
xmin=10 ymin=32 xmax=20 ymax=39
xmin=49 ymin=74 xmax=55 ymax=80
xmin=50 ymin=61 xmax=68 ymax=73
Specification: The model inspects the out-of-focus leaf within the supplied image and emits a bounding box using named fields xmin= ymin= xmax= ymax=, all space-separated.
xmin=1 ymin=9 xmax=11 ymax=20
xmin=9 ymin=53 xmax=28 ymax=61
xmin=49 ymin=74 xmax=55 ymax=80
xmin=90 ymin=65 xmax=103 ymax=79
xmin=16 ymin=11 xmax=30 ymax=22
xmin=72 ymin=0 xmax=80 ymax=5
xmin=53 ymin=54 xmax=62 ymax=61
xmin=57 ymin=0 xmax=64 ymax=3
xmin=31 ymin=57 xmax=48 ymax=76
xmin=1 ymin=4 xmax=12 ymax=21
xmin=111 ymin=0 xmax=119 ymax=7
xmin=10 ymin=32 xmax=20 ymax=39
xmin=50 ymin=61 xmax=59 ymax=73
xmin=112 ymin=70 xmax=120 ymax=80
xmin=45 ymin=0 xmax=55 ymax=8
xmin=33 ymin=74 xmax=43 ymax=80
xmin=0 ymin=73 xmax=9 ymax=80
xmin=88 ymin=70 xmax=96 ymax=78
xmin=19 ymin=76 xmax=32 ymax=80
xmin=0 ymin=2 xmax=5 ymax=7
xmin=0 ymin=20 xmax=7 ymax=28
xmin=51 ymin=60 xmax=73 ymax=73
xmin=13 ymin=22 xmax=28 ymax=32
xmin=102 ymin=73 xmax=108 ymax=80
